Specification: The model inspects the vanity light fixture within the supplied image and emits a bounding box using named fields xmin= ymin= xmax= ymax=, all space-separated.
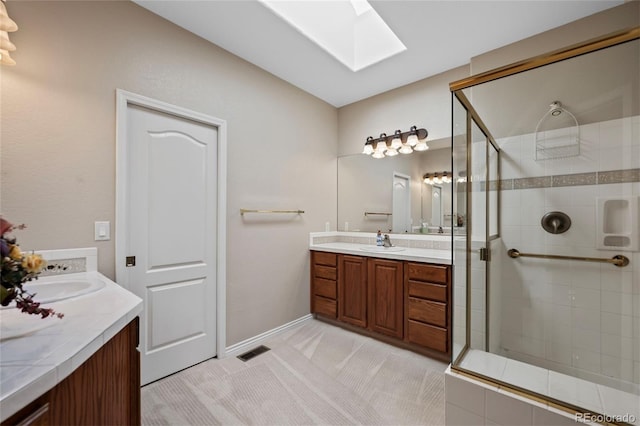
xmin=423 ymin=171 xmax=452 ymax=185
xmin=0 ymin=0 xmax=18 ymax=66
xmin=362 ymin=126 xmax=428 ymax=159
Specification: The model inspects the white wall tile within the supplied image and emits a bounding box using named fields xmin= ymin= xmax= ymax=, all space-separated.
xmin=571 ymin=307 xmax=600 ymax=332
xmin=446 ymin=402 xmax=485 ymax=426
xmin=571 ymin=288 xmax=601 ymax=310
xmin=548 ymin=371 xmax=603 ymax=413
xmin=598 ymin=384 xmax=640 ymax=423
xmin=571 ymin=348 xmax=601 ymax=374
xmin=532 ymin=406 xmax=578 ymax=426
xmin=601 ymin=333 xmax=634 ymax=359
xmin=545 ymin=342 xmax=572 ymax=365
xmin=485 ymin=389 xmax=534 ymax=426
xmin=600 ymin=118 xmax=624 ymax=148
xmin=445 ymin=374 xmax=486 ymax=417
xmin=599 ymin=146 xmax=625 ymax=171
xmin=602 ymin=290 xmax=634 ymax=316
xmin=600 ymin=312 xmax=634 ymax=337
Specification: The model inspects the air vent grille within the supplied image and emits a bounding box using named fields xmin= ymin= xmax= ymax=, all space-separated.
xmin=237 ymin=345 xmax=271 ymax=362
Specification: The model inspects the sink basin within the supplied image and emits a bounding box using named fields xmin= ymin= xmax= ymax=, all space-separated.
xmin=21 ymin=278 xmax=105 ymax=304
xmin=359 ymin=246 xmax=406 ymax=253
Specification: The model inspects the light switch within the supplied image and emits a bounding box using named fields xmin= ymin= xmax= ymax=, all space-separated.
xmin=94 ymin=221 xmax=110 ymax=241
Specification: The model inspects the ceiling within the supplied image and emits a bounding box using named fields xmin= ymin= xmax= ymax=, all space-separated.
xmin=133 ymin=0 xmax=623 ymax=108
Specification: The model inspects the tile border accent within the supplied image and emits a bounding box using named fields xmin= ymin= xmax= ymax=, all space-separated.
xmin=497 ymin=168 xmax=639 ymax=191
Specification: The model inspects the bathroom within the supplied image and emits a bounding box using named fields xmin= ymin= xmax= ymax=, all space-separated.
xmin=1 ymin=1 xmax=638 ymax=425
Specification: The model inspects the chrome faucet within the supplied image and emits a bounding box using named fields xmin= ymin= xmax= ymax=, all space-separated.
xmin=383 ymin=234 xmax=393 ymax=247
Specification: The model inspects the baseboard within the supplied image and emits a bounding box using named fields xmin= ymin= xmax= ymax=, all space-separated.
xmin=223 ymin=314 xmax=313 ymax=358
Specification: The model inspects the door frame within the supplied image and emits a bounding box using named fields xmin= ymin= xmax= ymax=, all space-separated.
xmin=115 ymin=89 xmax=228 ymax=358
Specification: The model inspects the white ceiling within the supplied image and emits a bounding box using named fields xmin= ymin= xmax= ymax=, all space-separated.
xmin=133 ymin=0 xmax=623 ymax=108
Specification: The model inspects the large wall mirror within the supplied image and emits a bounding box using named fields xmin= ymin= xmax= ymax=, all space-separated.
xmin=337 ymin=146 xmax=465 ymax=234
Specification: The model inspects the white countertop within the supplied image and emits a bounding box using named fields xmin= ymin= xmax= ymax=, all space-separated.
xmin=309 ymin=242 xmax=452 ymax=265
xmin=0 ymin=271 xmax=143 ymax=422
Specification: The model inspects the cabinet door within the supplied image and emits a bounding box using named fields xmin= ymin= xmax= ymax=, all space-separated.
xmin=368 ymin=258 xmax=403 ymax=338
xmin=338 ymin=255 xmax=368 ymax=328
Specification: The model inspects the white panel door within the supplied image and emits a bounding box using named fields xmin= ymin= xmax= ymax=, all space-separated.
xmin=126 ymin=104 xmax=217 ymax=385
xmin=392 ymin=172 xmax=411 ymax=233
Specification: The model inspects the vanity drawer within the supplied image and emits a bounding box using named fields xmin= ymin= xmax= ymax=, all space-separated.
xmin=314 ymin=296 xmax=337 ymax=318
xmin=406 ymin=320 xmax=447 ymax=353
xmin=314 ymin=277 xmax=337 ymax=299
xmin=407 ymin=297 xmax=447 ymax=328
xmin=314 ymin=251 xmax=337 ymax=267
xmin=407 ymin=281 xmax=447 ymax=303
xmin=314 ymin=265 xmax=337 ymax=281
xmin=406 ymin=263 xmax=449 ymax=284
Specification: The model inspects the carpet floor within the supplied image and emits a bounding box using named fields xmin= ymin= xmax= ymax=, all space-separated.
xmin=141 ymin=319 xmax=448 ymax=425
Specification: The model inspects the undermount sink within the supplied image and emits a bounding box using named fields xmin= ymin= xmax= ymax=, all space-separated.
xmin=359 ymin=246 xmax=406 ymax=253
xmin=21 ymin=278 xmax=106 ymax=304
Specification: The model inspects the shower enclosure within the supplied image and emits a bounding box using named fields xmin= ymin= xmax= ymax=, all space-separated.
xmin=450 ymin=28 xmax=639 ymax=421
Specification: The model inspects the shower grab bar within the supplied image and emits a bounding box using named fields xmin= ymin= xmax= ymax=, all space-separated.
xmin=240 ymin=209 xmax=304 ymax=215
xmin=364 ymin=212 xmax=392 ymax=216
xmin=507 ymin=248 xmax=629 ymax=267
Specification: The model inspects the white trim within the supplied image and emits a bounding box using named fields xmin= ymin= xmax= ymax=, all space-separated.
xmin=114 ymin=89 xmax=227 ymax=358
xmin=223 ymin=314 xmax=314 ymax=358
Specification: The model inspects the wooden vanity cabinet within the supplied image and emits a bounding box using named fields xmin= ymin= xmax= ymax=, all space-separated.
xmin=404 ymin=262 xmax=451 ymax=358
xmin=310 ymin=251 xmax=338 ymax=319
xmin=310 ymin=250 xmax=451 ymax=362
xmin=3 ymin=318 xmax=140 ymax=426
xmin=338 ymin=255 xmax=367 ymax=328
xmin=367 ymin=258 xmax=403 ymax=339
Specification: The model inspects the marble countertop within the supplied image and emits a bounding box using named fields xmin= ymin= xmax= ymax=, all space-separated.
xmin=309 ymin=242 xmax=452 ymax=265
xmin=0 ymin=271 xmax=143 ymax=422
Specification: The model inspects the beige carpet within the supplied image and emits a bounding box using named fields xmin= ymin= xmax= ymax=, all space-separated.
xmin=141 ymin=319 xmax=448 ymax=425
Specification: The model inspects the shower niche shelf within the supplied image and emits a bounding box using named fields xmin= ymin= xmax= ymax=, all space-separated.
xmin=596 ymin=196 xmax=639 ymax=252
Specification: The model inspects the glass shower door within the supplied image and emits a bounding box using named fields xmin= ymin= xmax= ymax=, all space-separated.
xmin=451 ymin=90 xmax=500 ymax=361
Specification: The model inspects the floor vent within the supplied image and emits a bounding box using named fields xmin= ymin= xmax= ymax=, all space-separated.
xmin=237 ymin=345 xmax=271 ymax=362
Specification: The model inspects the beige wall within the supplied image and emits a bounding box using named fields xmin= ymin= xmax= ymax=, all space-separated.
xmin=470 ymin=1 xmax=639 ymax=74
xmin=0 ymin=1 xmax=337 ymax=346
xmin=337 ymin=65 xmax=470 ymax=157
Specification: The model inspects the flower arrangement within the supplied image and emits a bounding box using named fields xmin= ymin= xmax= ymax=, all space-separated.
xmin=1 ymin=218 xmax=63 ymax=318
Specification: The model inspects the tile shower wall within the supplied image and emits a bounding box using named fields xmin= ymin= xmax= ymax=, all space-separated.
xmin=497 ymin=115 xmax=640 ymax=390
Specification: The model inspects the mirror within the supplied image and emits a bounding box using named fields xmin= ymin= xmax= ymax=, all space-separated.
xmin=338 ymin=147 xmax=463 ymax=233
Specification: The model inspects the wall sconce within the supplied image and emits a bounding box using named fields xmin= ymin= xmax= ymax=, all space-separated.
xmin=0 ymin=0 xmax=18 ymax=66
xmin=363 ymin=125 xmax=428 ymax=159
xmin=423 ymin=171 xmax=452 ymax=185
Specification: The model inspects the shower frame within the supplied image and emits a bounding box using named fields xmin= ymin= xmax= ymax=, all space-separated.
xmin=448 ymin=26 xmax=640 ymax=418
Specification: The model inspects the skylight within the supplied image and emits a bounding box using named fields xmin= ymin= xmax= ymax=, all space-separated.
xmin=259 ymin=0 xmax=407 ymax=72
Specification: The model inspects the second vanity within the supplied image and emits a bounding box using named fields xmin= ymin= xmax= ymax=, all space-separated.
xmin=309 ymin=232 xmax=453 ymax=362
xmin=0 ymin=248 xmax=143 ymax=425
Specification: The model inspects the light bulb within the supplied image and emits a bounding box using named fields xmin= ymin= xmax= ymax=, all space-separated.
xmin=391 ymin=130 xmax=402 ymax=149
xmin=414 ymin=140 xmax=429 ymax=151
xmin=399 ymin=145 xmax=412 ymax=154
xmin=362 ymin=144 xmax=374 ymax=155
xmin=372 ymin=151 xmax=385 ymax=159
xmin=375 ymin=140 xmax=387 ymax=153
xmin=386 ymin=148 xmax=398 ymax=156
xmin=407 ymin=134 xmax=418 ymax=147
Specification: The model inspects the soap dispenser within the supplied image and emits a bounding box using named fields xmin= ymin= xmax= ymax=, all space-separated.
xmin=376 ymin=230 xmax=383 ymax=246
